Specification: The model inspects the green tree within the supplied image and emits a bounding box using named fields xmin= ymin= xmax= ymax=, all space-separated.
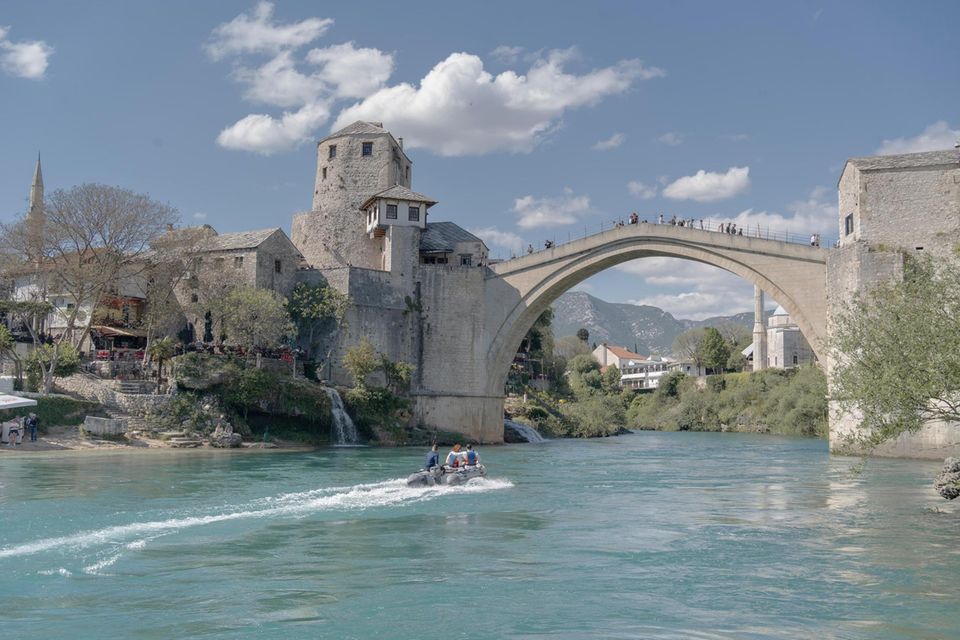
xmin=576 ymin=327 xmax=590 ymax=343
xmin=554 ymin=334 xmax=591 ymax=361
xmin=25 ymin=343 xmax=80 ymax=392
xmin=287 ymin=282 xmax=350 ymax=351
xmin=147 ymin=337 xmax=175 ymax=393
xmin=831 ymin=254 xmax=960 ymax=444
xmin=602 ymin=364 xmax=622 ymax=394
xmin=221 ymin=286 xmax=296 ymax=350
xmin=0 ymin=324 xmax=23 ymax=385
xmin=672 ymin=327 xmax=706 ymax=375
xmin=343 ymin=338 xmax=378 ymax=389
xmin=698 ymin=327 xmax=730 ymax=374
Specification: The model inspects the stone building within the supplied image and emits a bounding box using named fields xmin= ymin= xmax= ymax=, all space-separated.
xmin=292 ymin=121 xmax=414 ymax=271
xmin=828 ymin=147 xmax=960 ymax=456
xmin=764 ymin=306 xmax=815 ymax=369
xmin=174 ymin=227 xmax=302 ymax=341
xmin=291 ymin=122 xmax=490 ymax=419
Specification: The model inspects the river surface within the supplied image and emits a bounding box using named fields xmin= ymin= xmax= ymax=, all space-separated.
xmin=1 ymin=432 xmax=957 ymax=639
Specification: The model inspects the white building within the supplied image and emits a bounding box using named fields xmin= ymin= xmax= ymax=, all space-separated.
xmin=592 ymin=343 xmax=696 ymax=390
xmin=743 ymin=305 xmax=816 ymax=370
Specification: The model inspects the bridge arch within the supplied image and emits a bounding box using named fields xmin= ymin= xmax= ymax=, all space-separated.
xmin=483 ymin=226 xmax=828 ymax=397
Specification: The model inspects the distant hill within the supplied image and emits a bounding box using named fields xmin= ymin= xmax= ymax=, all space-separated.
xmin=551 ymin=290 xmax=761 ymax=356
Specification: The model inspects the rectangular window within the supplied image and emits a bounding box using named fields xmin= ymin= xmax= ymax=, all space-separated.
xmin=322 ymin=167 xmax=327 ymax=180
xmin=405 ymin=166 xmax=410 ymax=182
xmin=386 ymin=204 xmax=398 ymax=219
xmin=234 ymin=256 xmax=243 ymax=268
xmin=362 ymin=142 xmax=373 ymax=156
xmin=408 ymin=206 xmax=420 ymax=221
xmin=460 ymin=254 xmax=472 ymax=266
xmin=844 ymin=213 xmax=854 ymax=236
xmin=792 ymin=354 xmax=798 ymax=365
xmin=190 ymin=294 xmax=198 ymax=303
xmin=328 ymin=145 xmax=337 ymax=159
xmin=274 ymin=259 xmax=282 ymax=274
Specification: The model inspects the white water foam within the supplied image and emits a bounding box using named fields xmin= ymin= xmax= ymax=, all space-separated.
xmin=0 ymin=477 xmax=512 ymax=561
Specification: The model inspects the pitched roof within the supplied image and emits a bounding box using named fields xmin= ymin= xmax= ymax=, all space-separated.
xmin=845 ymin=149 xmax=960 ymax=172
xmin=362 ymin=185 xmax=437 ymax=209
xmin=318 ymin=121 xmax=388 ymax=144
xmin=197 ymin=228 xmax=283 ymax=252
xmin=605 ymin=345 xmax=646 ymax=360
xmin=419 ymin=222 xmax=485 ymax=254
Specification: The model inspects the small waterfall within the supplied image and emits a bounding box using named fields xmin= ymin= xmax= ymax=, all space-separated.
xmin=504 ymin=419 xmax=546 ymax=443
xmin=323 ymin=387 xmax=359 ymax=446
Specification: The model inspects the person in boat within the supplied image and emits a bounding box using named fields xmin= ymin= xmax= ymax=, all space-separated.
xmin=446 ymin=443 xmax=465 ymax=467
xmin=463 ymin=443 xmax=480 ymax=466
xmin=425 ymin=443 xmax=440 ymax=469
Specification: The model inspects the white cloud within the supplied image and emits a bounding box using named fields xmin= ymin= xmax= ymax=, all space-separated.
xmin=306 ymin=42 xmax=394 ymax=98
xmin=205 ymin=2 xmax=331 ymax=60
xmin=727 ymin=186 xmax=836 ymax=237
xmin=216 ymin=102 xmax=331 ymax=155
xmin=470 ymin=226 xmax=525 ymax=255
xmin=209 ymin=6 xmax=396 ymax=153
xmin=209 ymin=8 xmax=663 ymax=157
xmin=332 ymin=49 xmax=665 ymax=156
xmin=617 ymin=258 xmax=772 ymax=320
xmin=490 ymin=45 xmax=524 ymax=64
xmin=593 ymin=132 xmax=624 ymax=150
xmin=0 ymin=26 xmax=53 ymax=79
xmin=513 ymin=188 xmax=591 ymax=229
xmin=662 ymin=166 xmax=750 ymax=202
xmin=657 ymin=131 xmax=683 ymax=146
xmin=876 ymin=121 xmax=959 ymax=155
xmin=193 ymin=212 xmax=208 ymax=221
xmin=627 ymin=180 xmax=657 ymax=199
xmin=234 ymin=51 xmax=326 ymax=108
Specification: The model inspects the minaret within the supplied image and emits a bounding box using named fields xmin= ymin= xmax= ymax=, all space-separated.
xmin=752 ymin=285 xmax=767 ymax=371
xmin=26 ymin=154 xmax=44 ymax=259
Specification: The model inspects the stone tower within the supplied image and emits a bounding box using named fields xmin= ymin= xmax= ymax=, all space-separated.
xmin=26 ymin=154 xmax=44 ymax=259
xmin=752 ymin=285 xmax=766 ymax=371
xmin=292 ymin=121 xmax=414 ymax=270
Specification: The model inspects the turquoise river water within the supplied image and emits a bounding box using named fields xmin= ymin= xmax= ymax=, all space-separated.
xmin=1 ymin=432 xmax=957 ymax=639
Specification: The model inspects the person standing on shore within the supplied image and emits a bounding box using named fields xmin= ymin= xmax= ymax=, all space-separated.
xmin=27 ymin=413 xmax=38 ymax=442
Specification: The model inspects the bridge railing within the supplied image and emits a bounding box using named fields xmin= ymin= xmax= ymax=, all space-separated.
xmin=490 ymin=217 xmax=837 ymax=261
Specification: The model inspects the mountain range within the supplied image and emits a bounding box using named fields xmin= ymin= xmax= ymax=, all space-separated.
xmin=551 ymin=291 xmax=763 ymax=356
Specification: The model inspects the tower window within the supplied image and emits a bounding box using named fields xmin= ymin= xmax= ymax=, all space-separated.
xmin=405 ymin=166 xmax=410 ymax=182
xmin=328 ymin=145 xmax=337 ymax=159
xmin=362 ymin=142 xmax=373 ymax=156
xmin=322 ymin=167 xmax=327 ymax=180
xmin=408 ymin=206 xmax=420 ymax=221
xmin=191 ymin=294 xmax=199 ymax=303
xmin=844 ymin=213 xmax=854 ymax=236
xmin=386 ymin=204 xmax=398 ymax=219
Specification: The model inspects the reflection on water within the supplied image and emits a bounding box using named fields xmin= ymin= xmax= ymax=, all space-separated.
xmin=0 ymin=432 xmax=956 ymax=639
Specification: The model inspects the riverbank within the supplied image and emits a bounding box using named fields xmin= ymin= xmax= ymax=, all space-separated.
xmin=0 ymin=424 xmax=313 ymax=454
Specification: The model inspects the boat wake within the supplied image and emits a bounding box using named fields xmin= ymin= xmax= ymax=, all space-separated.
xmin=0 ymin=477 xmax=513 ymax=569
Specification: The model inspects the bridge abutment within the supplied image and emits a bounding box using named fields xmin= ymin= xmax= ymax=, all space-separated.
xmin=413 ymin=393 xmax=505 ymax=443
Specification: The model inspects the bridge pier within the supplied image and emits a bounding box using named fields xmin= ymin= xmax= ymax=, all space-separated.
xmin=413 ymin=393 xmax=505 ymax=444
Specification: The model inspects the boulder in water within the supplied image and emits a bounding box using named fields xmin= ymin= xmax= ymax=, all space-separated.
xmin=934 ymin=457 xmax=960 ymax=500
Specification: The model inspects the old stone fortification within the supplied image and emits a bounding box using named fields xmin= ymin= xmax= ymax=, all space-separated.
xmin=56 ymin=374 xmax=172 ymax=416
xmin=827 ymin=151 xmax=960 ymax=458
xmin=292 ymin=122 xmax=413 ymax=271
xmin=290 ymin=122 xmax=960 ymax=454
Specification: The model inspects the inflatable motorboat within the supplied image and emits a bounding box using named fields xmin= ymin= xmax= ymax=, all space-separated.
xmin=406 ymin=464 xmax=486 ymax=487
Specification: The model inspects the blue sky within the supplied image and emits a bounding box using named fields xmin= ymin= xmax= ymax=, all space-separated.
xmin=2 ymin=1 xmax=958 ymax=319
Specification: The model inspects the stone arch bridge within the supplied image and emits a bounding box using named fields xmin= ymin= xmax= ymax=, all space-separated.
xmin=413 ymin=223 xmax=828 ymax=443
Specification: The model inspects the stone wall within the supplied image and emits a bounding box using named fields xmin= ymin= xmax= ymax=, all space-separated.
xmin=56 ymin=374 xmax=172 ymax=417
